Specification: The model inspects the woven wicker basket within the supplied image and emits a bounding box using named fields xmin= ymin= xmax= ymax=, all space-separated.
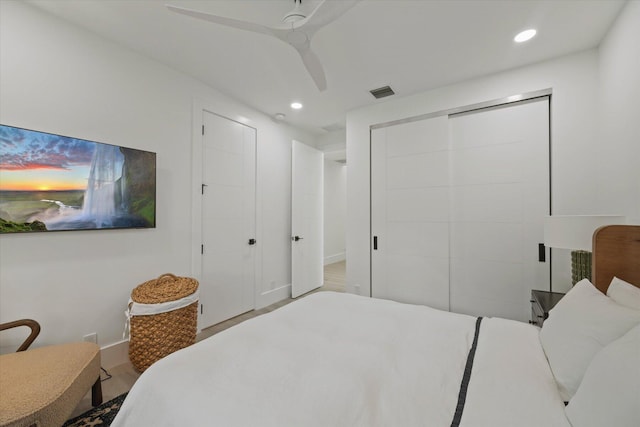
xmin=128 ymin=273 xmax=198 ymax=372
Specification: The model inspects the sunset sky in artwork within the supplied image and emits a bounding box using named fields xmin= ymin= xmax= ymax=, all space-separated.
xmin=0 ymin=125 xmax=95 ymax=191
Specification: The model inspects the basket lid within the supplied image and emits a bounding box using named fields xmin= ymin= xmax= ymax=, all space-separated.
xmin=132 ymin=273 xmax=199 ymax=304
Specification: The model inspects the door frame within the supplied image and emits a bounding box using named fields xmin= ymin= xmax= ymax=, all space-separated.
xmin=369 ymin=88 xmax=554 ymax=297
xmin=191 ymin=100 xmax=261 ymax=331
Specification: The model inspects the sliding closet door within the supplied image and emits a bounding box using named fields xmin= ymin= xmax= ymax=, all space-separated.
xmin=371 ymin=117 xmax=450 ymax=310
xmin=448 ymin=97 xmax=550 ymax=321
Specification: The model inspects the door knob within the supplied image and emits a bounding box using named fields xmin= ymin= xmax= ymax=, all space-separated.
xmin=248 ymin=238 xmax=256 ymax=245
xmin=292 ymin=236 xmax=303 ymax=241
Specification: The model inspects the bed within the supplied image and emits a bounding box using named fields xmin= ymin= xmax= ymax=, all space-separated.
xmin=112 ymin=225 xmax=640 ymax=427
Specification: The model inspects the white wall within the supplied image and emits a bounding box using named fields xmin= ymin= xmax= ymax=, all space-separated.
xmin=324 ymin=159 xmax=346 ymax=265
xmin=317 ymin=129 xmax=347 ymax=162
xmin=0 ymin=1 xmax=316 ymax=355
xmin=317 ymin=129 xmax=347 ymax=149
xmin=347 ymin=2 xmax=640 ymax=298
xmin=597 ymin=0 xmax=640 ymax=224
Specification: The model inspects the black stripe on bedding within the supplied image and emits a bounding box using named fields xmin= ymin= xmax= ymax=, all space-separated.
xmin=450 ymin=317 xmax=483 ymax=427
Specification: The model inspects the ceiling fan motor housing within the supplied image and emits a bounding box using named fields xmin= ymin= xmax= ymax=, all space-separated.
xmin=283 ymin=0 xmax=306 ymax=24
xmin=283 ymin=12 xmax=306 ymax=24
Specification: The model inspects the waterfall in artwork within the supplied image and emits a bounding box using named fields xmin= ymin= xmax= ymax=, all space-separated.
xmin=82 ymin=144 xmax=124 ymax=228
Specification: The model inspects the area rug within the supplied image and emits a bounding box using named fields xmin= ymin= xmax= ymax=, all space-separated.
xmin=63 ymin=393 xmax=128 ymax=427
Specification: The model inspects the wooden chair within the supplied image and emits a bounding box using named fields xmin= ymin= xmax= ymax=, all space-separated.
xmin=0 ymin=319 xmax=102 ymax=427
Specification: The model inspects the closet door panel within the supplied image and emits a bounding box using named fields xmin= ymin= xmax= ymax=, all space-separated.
xmin=371 ymin=116 xmax=450 ymax=311
xmin=450 ymin=222 xmax=523 ymax=263
xmin=386 ymin=188 xmax=449 ymax=222
xmin=386 ymin=151 xmax=449 ymax=189
xmin=449 ymin=98 xmax=549 ymax=321
xmin=371 ymin=128 xmax=388 ymax=299
xmin=450 ymin=183 xmax=523 ymax=223
xmin=385 ymin=255 xmax=449 ymax=306
xmin=451 ymin=142 xmax=524 ymax=185
xmin=450 ymin=258 xmax=525 ymax=320
xmin=450 ymin=259 xmax=524 ymax=300
xmin=387 ymin=222 xmax=449 ymax=258
xmin=386 ymin=118 xmax=449 ymax=156
xmin=450 ymin=102 xmax=537 ymax=149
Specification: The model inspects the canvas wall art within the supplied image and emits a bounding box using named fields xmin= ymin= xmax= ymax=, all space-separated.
xmin=0 ymin=124 xmax=156 ymax=233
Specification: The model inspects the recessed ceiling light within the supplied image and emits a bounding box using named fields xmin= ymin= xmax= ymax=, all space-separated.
xmin=291 ymin=102 xmax=303 ymax=110
xmin=514 ymin=29 xmax=537 ymax=43
xmin=275 ymin=113 xmax=286 ymax=120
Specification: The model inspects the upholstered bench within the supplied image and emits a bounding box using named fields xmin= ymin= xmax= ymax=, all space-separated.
xmin=0 ymin=320 xmax=102 ymax=427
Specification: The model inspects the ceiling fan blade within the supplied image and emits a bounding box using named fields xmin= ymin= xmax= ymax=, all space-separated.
xmin=302 ymin=0 xmax=361 ymax=36
xmin=167 ymin=3 xmax=328 ymax=91
xmin=166 ymin=4 xmax=277 ymax=37
xmin=297 ymin=46 xmax=327 ymax=91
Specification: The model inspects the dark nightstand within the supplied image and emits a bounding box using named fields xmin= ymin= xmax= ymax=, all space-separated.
xmin=530 ymin=290 xmax=565 ymax=327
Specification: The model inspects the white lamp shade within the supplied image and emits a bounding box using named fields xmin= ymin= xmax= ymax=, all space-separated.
xmin=544 ymin=215 xmax=626 ymax=250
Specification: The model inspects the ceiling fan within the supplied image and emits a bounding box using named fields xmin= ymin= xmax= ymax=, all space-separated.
xmin=166 ymin=0 xmax=360 ymax=91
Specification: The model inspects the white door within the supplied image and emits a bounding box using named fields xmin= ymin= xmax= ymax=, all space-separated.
xmin=291 ymin=140 xmax=324 ymax=298
xmin=201 ymin=111 xmax=256 ymax=327
xmin=371 ymin=117 xmax=451 ymax=310
xmin=448 ymin=97 xmax=550 ymax=321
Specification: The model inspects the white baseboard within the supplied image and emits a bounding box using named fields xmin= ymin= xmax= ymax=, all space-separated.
xmin=324 ymin=252 xmax=346 ymax=265
xmin=256 ymin=284 xmax=291 ymax=310
xmin=100 ymin=339 xmax=129 ymax=370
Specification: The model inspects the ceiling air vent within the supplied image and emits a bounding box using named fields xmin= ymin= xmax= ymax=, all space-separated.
xmin=370 ymin=85 xmax=395 ymax=99
xmin=322 ymin=122 xmax=346 ymax=132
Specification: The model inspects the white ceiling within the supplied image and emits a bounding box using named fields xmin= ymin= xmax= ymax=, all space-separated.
xmin=27 ymin=0 xmax=626 ymax=135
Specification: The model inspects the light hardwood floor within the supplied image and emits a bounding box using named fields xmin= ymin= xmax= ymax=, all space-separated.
xmin=70 ymin=260 xmax=346 ymax=419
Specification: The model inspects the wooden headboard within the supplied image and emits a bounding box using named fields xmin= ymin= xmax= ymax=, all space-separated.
xmin=592 ymin=225 xmax=640 ymax=294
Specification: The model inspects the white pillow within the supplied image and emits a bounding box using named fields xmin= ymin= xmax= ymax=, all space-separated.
xmin=540 ymin=279 xmax=640 ymax=401
xmin=565 ymin=324 xmax=640 ymax=427
xmin=607 ymin=276 xmax=640 ymax=311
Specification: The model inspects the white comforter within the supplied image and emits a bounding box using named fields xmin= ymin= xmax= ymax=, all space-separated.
xmin=459 ymin=317 xmax=570 ymax=427
xmin=112 ymin=292 xmax=570 ymax=427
